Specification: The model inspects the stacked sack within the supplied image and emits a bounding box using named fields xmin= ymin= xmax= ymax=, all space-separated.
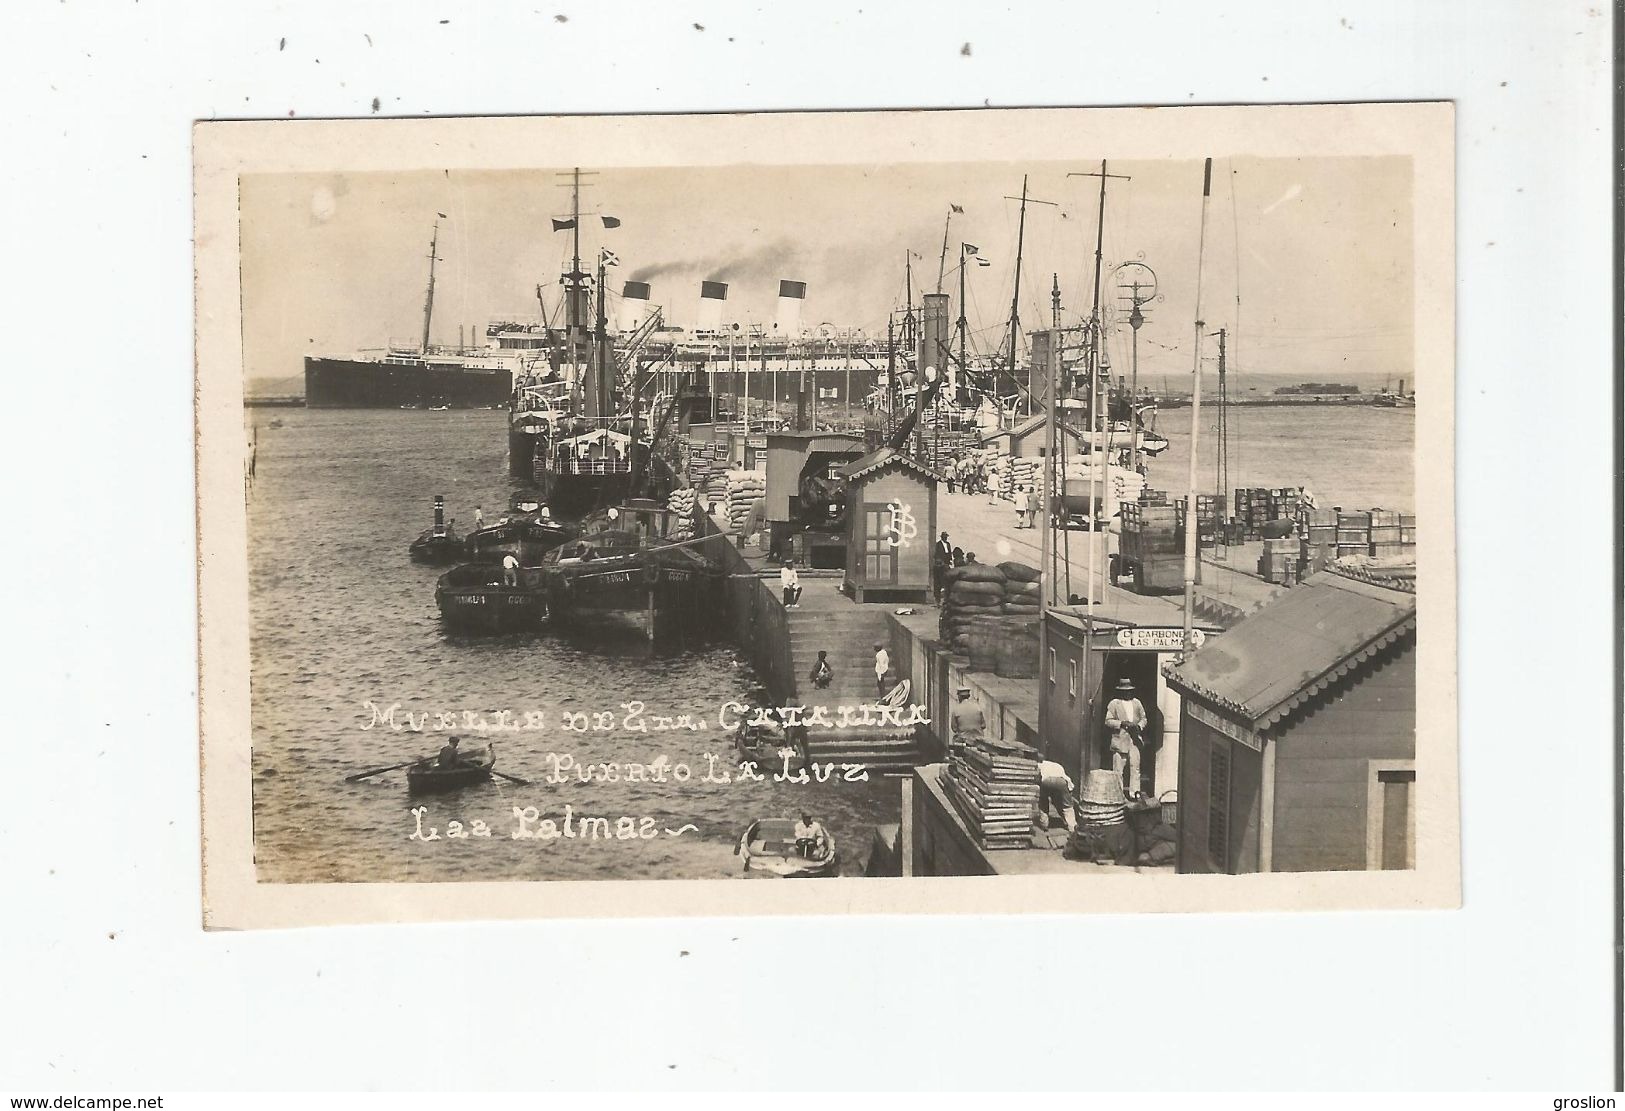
xmin=666 ymin=487 xmax=700 ymax=542
xmin=998 ymin=561 xmax=1043 ymax=615
xmin=1005 ymin=456 xmax=1040 ymax=500
xmin=723 ymin=470 xmax=767 ymax=533
xmin=938 ymin=562 xmax=1008 ymax=657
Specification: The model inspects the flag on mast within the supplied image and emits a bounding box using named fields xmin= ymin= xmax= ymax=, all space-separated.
xmin=600 ymin=248 xmax=620 ymax=267
xmin=950 ymin=204 xmax=965 ymax=214
xmin=551 ymin=218 xmax=575 ymax=232
xmin=600 ymin=215 xmax=621 ymax=228
xmin=962 ymin=242 xmax=979 ymax=256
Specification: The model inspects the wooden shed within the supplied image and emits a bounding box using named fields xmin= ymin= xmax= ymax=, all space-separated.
xmin=1163 ymin=568 xmax=1418 ymax=874
xmin=994 ymin=413 xmax=1087 ymax=459
xmin=838 ymin=448 xmax=939 ymax=603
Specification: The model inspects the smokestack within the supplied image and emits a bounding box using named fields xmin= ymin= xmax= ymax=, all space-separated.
xmin=433 ymin=495 xmax=445 ymax=534
xmin=775 ymin=279 xmax=807 ymax=336
xmin=1029 ymin=331 xmax=1052 ymax=405
xmin=1398 ymin=377 xmax=1406 ymax=396
xmin=697 ymin=280 xmax=728 ymax=332
xmin=919 ymin=293 xmax=951 ymax=383
xmin=620 ymin=280 xmax=652 ymax=333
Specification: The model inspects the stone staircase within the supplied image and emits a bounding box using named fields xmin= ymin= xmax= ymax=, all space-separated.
xmin=783 ymin=592 xmax=923 ymax=772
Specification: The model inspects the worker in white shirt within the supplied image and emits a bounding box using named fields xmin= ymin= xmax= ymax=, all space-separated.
xmin=873 ymin=643 xmax=890 ymax=698
xmin=1037 ymin=759 xmax=1076 ymax=831
xmin=780 ymin=559 xmax=802 ymax=609
xmin=1104 ymin=676 xmax=1150 ymax=799
xmin=793 ymin=812 xmax=827 ymax=859
xmin=501 ymin=552 xmax=520 ymax=587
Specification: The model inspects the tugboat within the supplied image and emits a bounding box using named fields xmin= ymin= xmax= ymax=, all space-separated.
xmin=434 ymin=561 xmax=553 ymax=633
xmin=465 ymin=492 xmax=577 ymax=564
xmin=538 ymin=500 xmax=722 ymax=644
xmin=408 ymin=495 xmax=467 ymax=565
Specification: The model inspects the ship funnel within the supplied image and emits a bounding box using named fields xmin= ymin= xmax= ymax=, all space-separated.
xmin=918 ymin=292 xmax=951 ymax=384
xmin=775 ymin=279 xmax=807 ymax=337
xmin=620 ymin=280 xmax=652 ymax=333
xmin=433 ymin=494 xmax=446 ymax=535
xmin=697 ymin=280 xmax=728 ymax=332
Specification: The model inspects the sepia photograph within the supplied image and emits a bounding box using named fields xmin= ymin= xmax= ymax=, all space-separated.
xmin=197 ymin=104 xmax=1458 ymax=926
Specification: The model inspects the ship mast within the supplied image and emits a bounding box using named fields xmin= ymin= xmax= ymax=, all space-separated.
xmin=1004 ymin=177 xmax=1028 ymax=419
xmin=420 ymin=219 xmax=441 ymax=354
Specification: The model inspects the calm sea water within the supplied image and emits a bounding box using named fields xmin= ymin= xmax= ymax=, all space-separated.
xmin=246 ymin=403 xmax=1413 ymax=884
xmin=247 ymin=408 xmax=895 ymax=883
xmin=1147 ymin=403 xmax=1415 ymax=513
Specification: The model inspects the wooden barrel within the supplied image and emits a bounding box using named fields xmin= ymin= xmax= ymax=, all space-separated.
xmin=966 ymin=616 xmax=1000 ymax=673
xmin=994 ymin=618 xmax=1040 ymax=679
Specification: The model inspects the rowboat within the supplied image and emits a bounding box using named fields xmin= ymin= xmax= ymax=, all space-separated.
xmin=406 ymin=745 xmax=496 ymax=795
xmin=736 ymin=817 xmax=839 ymax=878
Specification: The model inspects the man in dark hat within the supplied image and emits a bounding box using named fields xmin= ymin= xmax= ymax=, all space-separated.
xmin=436 ymin=735 xmax=465 ymax=769
xmin=1104 ymin=677 xmax=1149 ymax=799
xmin=932 ymin=531 xmax=952 ymax=602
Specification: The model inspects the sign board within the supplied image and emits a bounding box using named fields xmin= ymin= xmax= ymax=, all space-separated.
xmin=1115 ymin=627 xmax=1205 ymax=651
xmin=1187 ymin=700 xmax=1262 ymax=752
xmin=745 ymin=436 xmax=767 ymax=449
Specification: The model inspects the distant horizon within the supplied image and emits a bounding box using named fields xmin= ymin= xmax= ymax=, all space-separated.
xmin=240 ymin=156 xmax=1414 ymax=388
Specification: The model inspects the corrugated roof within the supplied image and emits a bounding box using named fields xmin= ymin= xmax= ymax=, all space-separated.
xmin=1163 ymin=568 xmax=1416 ymax=729
xmin=839 ymin=447 xmax=943 ymax=484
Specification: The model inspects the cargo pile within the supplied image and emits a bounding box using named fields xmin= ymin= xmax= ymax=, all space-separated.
xmin=683 ymin=438 xmax=725 ymax=491
xmin=1174 ymin=493 xmax=1224 ymax=549
xmin=723 ymin=470 xmax=766 ymax=534
xmin=939 ymin=562 xmax=1008 ymax=659
xmin=942 ymin=735 xmax=1042 ymax=850
xmin=666 ymin=487 xmax=700 ymax=542
xmin=1233 ymin=487 xmax=1305 ymax=540
xmin=998 ymin=561 xmax=1042 ymax=616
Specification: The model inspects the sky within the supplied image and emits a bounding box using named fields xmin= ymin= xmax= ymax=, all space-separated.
xmin=240 ymin=155 xmax=1414 ymax=390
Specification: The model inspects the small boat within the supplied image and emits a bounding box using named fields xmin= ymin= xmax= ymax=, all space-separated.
xmin=409 ymin=495 xmax=467 ymax=564
xmin=429 ymin=404 xmax=450 ymax=412
xmin=736 ymin=817 xmax=839 ymax=878
xmin=465 ymin=493 xmax=577 ymax=564
xmin=435 ymin=562 xmax=552 ymax=633
xmin=406 ymin=744 xmax=496 ymax=795
xmin=735 ymin=718 xmax=808 ymax=775
xmin=539 ymin=502 xmax=723 ymax=637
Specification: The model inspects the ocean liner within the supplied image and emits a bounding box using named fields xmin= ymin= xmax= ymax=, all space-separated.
xmin=304 ymin=219 xmax=546 ymax=408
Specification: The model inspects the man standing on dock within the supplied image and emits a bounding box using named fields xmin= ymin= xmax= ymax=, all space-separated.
xmin=873 ymin=642 xmax=890 ymax=697
xmin=1104 ymin=677 xmax=1149 ymax=799
xmin=932 ymin=532 xmax=952 ymax=601
xmin=1025 ymin=485 xmax=1041 ymax=529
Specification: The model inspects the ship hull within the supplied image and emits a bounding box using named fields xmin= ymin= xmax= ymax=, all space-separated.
xmin=305 ymin=356 xmax=512 ymax=409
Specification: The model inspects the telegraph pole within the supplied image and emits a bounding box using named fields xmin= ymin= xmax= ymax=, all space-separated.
xmin=1183 ymin=158 xmax=1215 ymax=659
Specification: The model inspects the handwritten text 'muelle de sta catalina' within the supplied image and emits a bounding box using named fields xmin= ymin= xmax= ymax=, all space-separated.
xmin=363 ymin=698 xmax=932 ymax=734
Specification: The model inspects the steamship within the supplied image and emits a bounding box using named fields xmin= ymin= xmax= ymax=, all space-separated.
xmin=304 ymin=219 xmax=546 ymax=409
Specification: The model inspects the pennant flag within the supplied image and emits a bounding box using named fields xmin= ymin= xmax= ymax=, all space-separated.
xmin=962 ymin=242 xmax=979 ymax=256
xmin=551 ymin=218 xmax=576 ymax=232
xmin=436 ymin=211 xmax=448 ymax=219
xmin=601 ymin=215 xmax=621 ymax=228
xmin=950 ymin=204 xmax=965 ymax=214
xmin=778 ymin=279 xmax=807 ymax=299
xmin=600 ymin=248 xmax=620 ymax=267
xmin=700 ymin=280 xmax=728 ymax=300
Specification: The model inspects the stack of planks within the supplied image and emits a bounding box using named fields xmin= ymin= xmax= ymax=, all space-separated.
xmin=943 ymin=735 xmax=1041 ymax=850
